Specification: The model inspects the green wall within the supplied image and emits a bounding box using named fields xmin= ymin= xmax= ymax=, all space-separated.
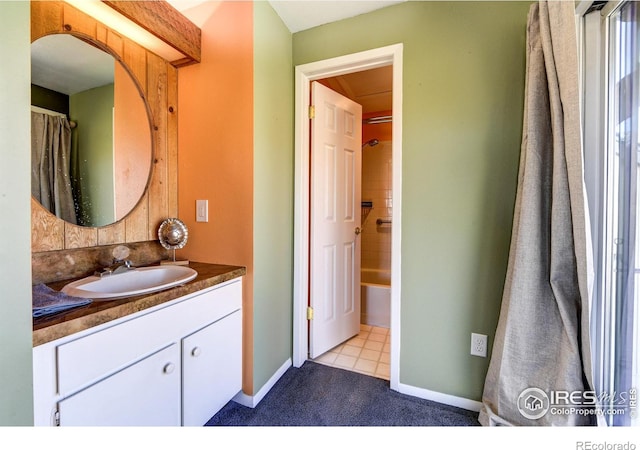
xmin=253 ymin=2 xmax=294 ymax=391
xmin=0 ymin=1 xmax=34 ymax=425
xmin=293 ymin=1 xmax=530 ymax=401
xmin=70 ymin=84 xmax=115 ymax=227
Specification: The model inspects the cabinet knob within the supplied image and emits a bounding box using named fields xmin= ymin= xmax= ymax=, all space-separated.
xmin=191 ymin=347 xmax=201 ymax=357
xmin=163 ymin=362 xmax=175 ymax=374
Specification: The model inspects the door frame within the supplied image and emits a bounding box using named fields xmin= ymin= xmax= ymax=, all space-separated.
xmin=293 ymin=44 xmax=403 ymax=391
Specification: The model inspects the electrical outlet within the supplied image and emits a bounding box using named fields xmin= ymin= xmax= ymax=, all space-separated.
xmin=471 ymin=333 xmax=487 ymax=357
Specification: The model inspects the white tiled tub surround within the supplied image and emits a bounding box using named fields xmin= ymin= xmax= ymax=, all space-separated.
xmin=313 ymin=324 xmax=390 ymax=380
xmin=361 ymin=140 xmax=393 ymax=272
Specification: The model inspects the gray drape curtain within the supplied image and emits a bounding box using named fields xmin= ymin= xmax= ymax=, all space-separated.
xmin=31 ymin=111 xmax=77 ymax=224
xmin=479 ymin=1 xmax=595 ymax=426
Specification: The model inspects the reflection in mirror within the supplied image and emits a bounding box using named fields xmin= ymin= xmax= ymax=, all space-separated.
xmin=31 ymin=34 xmax=151 ymax=228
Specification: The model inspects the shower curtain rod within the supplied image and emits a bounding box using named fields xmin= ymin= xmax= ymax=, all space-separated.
xmin=31 ymin=105 xmax=77 ymax=129
xmin=363 ymin=115 xmax=392 ymax=125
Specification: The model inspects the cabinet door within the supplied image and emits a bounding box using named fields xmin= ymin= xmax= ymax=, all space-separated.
xmin=182 ymin=310 xmax=242 ymax=426
xmin=58 ymin=344 xmax=181 ymax=426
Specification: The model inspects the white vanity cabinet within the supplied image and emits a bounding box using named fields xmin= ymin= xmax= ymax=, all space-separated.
xmin=182 ymin=309 xmax=242 ymax=426
xmin=33 ymin=278 xmax=242 ymax=427
xmin=58 ymin=344 xmax=182 ymax=426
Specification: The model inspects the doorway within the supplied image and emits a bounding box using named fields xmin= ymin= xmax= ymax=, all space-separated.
xmin=311 ymin=68 xmax=392 ymax=379
xmin=292 ymin=44 xmax=403 ymax=391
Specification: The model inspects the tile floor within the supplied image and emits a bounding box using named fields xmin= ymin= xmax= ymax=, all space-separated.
xmin=313 ymin=324 xmax=390 ymax=380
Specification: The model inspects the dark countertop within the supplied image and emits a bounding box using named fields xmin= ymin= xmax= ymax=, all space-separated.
xmin=33 ymin=262 xmax=246 ymax=347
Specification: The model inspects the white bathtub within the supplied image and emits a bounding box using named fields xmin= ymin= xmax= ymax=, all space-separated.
xmin=361 ymin=268 xmax=391 ymax=328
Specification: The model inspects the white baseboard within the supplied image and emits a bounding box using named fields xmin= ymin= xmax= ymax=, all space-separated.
xmin=396 ymin=382 xmax=482 ymax=412
xmin=232 ymin=358 xmax=292 ymax=408
xmin=233 ymin=358 xmax=481 ymax=414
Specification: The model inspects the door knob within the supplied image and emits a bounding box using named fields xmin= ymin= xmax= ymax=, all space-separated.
xmin=191 ymin=347 xmax=201 ymax=357
xmin=355 ymin=227 xmax=362 ymax=235
xmin=163 ymin=362 xmax=175 ymax=374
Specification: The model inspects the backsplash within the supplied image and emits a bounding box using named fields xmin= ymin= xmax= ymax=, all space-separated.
xmin=32 ymin=241 xmax=169 ymax=285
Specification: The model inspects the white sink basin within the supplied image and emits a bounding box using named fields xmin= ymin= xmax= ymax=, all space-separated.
xmin=61 ymin=265 xmax=198 ymax=300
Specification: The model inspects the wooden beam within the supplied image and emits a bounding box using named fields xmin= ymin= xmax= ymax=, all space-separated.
xmin=102 ymin=0 xmax=201 ymax=67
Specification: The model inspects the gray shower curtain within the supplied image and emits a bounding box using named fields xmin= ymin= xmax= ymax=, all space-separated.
xmin=31 ymin=111 xmax=77 ymax=224
xmin=478 ymin=1 xmax=595 ymax=426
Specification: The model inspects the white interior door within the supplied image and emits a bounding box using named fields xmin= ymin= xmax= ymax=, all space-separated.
xmin=309 ymin=81 xmax=362 ymax=359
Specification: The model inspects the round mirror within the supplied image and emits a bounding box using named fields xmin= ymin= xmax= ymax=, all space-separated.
xmin=31 ymin=34 xmax=152 ymax=227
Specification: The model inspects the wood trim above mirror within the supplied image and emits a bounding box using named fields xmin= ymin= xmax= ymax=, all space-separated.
xmin=102 ymin=0 xmax=201 ymax=67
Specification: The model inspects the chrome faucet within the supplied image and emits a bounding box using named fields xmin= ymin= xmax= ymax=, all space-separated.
xmin=95 ymin=259 xmax=135 ymax=277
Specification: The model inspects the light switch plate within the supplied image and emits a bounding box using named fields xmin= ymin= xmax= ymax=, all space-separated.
xmin=196 ymin=200 xmax=208 ymax=222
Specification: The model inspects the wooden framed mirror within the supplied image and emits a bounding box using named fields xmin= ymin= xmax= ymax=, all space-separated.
xmin=31 ymin=32 xmax=152 ymax=228
xmin=31 ymin=1 xmax=180 ymax=251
